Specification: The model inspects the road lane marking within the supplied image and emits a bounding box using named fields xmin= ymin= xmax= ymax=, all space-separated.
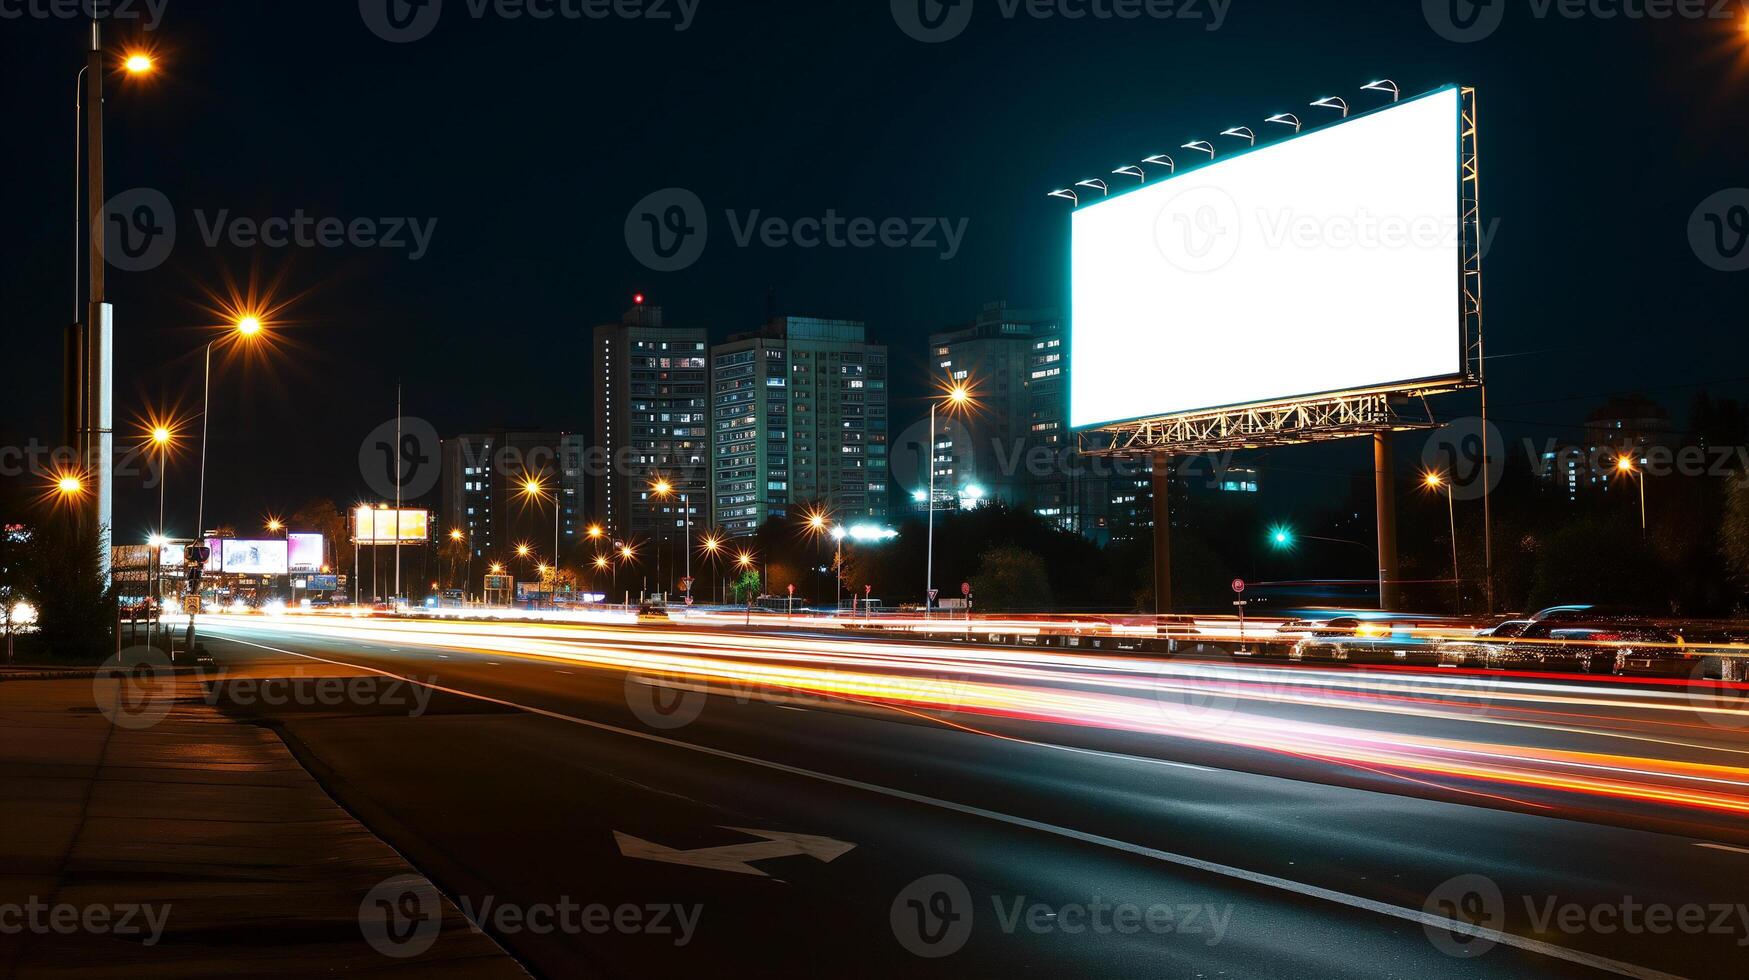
xmin=207 ymin=629 xmax=1687 ymax=980
xmin=614 ymin=827 xmax=855 ymax=877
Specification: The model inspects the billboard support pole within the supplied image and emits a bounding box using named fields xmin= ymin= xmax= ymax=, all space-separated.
xmin=1374 ymin=432 xmax=1402 ymax=611
xmin=1151 ymin=453 xmax=1173 ymax=616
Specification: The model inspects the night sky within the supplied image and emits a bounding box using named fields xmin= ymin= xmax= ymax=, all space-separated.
xmin=3 ymin=0 xmax=1747 ymax=543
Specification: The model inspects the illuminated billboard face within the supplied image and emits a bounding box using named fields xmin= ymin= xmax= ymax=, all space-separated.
xmin=354 ymin=507 xmax=430 ymax=544
xmin=1070 ymin=86 xmax=1463 ymax=429
xmin=221 ymin=539 xmax=289 ymax=575
xmin=288 ymin=533 xmax=325 ymax=573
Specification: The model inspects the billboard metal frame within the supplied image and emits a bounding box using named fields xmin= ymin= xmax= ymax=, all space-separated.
xmin=1078 ymin=86 xmax=1483 ymax=459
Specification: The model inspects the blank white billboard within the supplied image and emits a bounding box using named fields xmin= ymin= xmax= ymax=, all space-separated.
xmin=221 ymin=539 xmax=289 ymax=575
xmin=1070 ymin=86 xmax=1464 ymax=429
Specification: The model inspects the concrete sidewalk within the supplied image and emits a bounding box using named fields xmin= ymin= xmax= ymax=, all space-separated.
xmin=0 ymin=671 xmax=526 ymax=978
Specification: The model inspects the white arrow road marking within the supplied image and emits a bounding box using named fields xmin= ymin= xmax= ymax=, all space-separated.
xmin=614 ymin=827 xmax=856 ymax=877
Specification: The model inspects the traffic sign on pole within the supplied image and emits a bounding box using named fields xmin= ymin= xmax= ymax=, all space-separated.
xmin=1231 ymin=578 xmax=1246 ymax=595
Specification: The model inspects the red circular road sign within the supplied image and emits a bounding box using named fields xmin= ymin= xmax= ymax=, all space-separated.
xmin=787 ymin=584 xmax=796 ymax=595
xmin=1231 ymin=578 xmax=1247 ymax=594
xmin=961 ymin=582 xmax=972 ymax=596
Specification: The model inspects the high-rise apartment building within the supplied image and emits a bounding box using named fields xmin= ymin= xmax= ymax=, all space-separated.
xmin=711 ymin=317 xmax=888 ymax=536
xmin=592 ymin=304 xmax=709 ymax=541
xmin=439 ymin=431 xmax=586 ymax=561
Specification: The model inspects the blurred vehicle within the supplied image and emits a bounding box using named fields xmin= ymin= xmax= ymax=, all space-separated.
xmin=1616 ymin=627 xmax=1747 ymax=682
xmin=1290 ymin=618 xmax=1438 ymax=666
xmin=1436 ymin=620 xmax=1532 ymax=668
xmin=1451 ymin=607 xmax=1666 ymax=674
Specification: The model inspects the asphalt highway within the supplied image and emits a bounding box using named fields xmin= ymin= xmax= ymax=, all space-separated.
xmin=181 ymin=613 xmax=1749 ymax=979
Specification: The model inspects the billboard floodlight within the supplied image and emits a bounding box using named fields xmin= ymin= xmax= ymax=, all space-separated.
xmin=1047 ymin=188 xmax=1079 ymax=205
xmin=1361 ymin=79 xmax=1401 ymax=103
xmin=1311 ymin=96 xmax=1350 ymax=118
xmin=1220 ymin=126 xmax=1257 ymax=146
xmin=1265 ymin=113 xmax=1302 ymax=133
xmin=1141 ymin=154 xmax=1176 ymax=173
xmin=1075 ymin=178 xmax=1110 ymax=196
xmin=1181 ymin=140 xmax=1215 ymax=159
xmin=1112 ymin=165 xmax=1146 ymax=183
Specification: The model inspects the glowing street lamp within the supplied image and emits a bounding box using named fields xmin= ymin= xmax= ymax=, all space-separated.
xmin=124 ymin=53 xmax=154 ymax=75
xmin=519 ymin=474 xmax=562 ymax=605
xmin=1615 ymin=456 xmax=1647 ymax=536
xmin=56 ymin=473 xmax=85 ymax=498
xmin=265 ymin=517 xmax=284 ymax=535
xmin=1424 ymin=471 xmax=1461 ymax=614
xmin=926 ymin=382 xmax=975 ymax=619
xmin=651 ymin=479 xmax=691 ymax=599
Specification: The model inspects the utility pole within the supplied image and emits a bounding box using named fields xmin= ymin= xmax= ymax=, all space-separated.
xmin=82 ymin=20 xmax=115 ymax=581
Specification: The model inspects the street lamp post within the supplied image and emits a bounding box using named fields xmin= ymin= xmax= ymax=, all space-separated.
xmin=1425 ymin=473 xmax=1461 ymax=616
xmin=72 ymin=34 xmax=155 ymax=580
xmin=1617 ymin=456 xmax=1647 ymax=537
xmin=187 ymin=315 xmax=264 ymax=652
xmin=925 ymin=384 xmax=972 ymax=619
xmin=146 ymin=423 xmax=173 ymax=641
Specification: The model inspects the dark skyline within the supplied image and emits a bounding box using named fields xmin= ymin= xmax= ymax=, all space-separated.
xmin=4 ymin=0 xmax=1748 ymax=540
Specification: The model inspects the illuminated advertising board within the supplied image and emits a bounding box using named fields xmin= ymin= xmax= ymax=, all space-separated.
xmin=1070 ymin=86 xmax=1464 ymax=429
xmin=221 ymin=539 xmax=289 ymax=575
xmin=288 ymin=533 xmax=325 ymax=573
xmin=353 ymin=507 xmax=430 ymax=544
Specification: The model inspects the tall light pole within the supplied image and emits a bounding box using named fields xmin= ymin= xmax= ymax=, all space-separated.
xmin=925 ymin=383 xmax=972 ymax=619
xmin=188 ymin=314 xmax=265 ymax=652
xmin=521 ymin=475 xmax=559 ymax=607
xmin=1425 ymin=472 xmax=1461 ymax=615
xmin=146 ymin=421 xmax=174 ymax=640
xmin=806 ymin=508 xmax=829 ymax=610
xmin=72 ymin=36 xmax=154 ymax=580
xmin=1617 ymin=456 xmax=1647 ymax=537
